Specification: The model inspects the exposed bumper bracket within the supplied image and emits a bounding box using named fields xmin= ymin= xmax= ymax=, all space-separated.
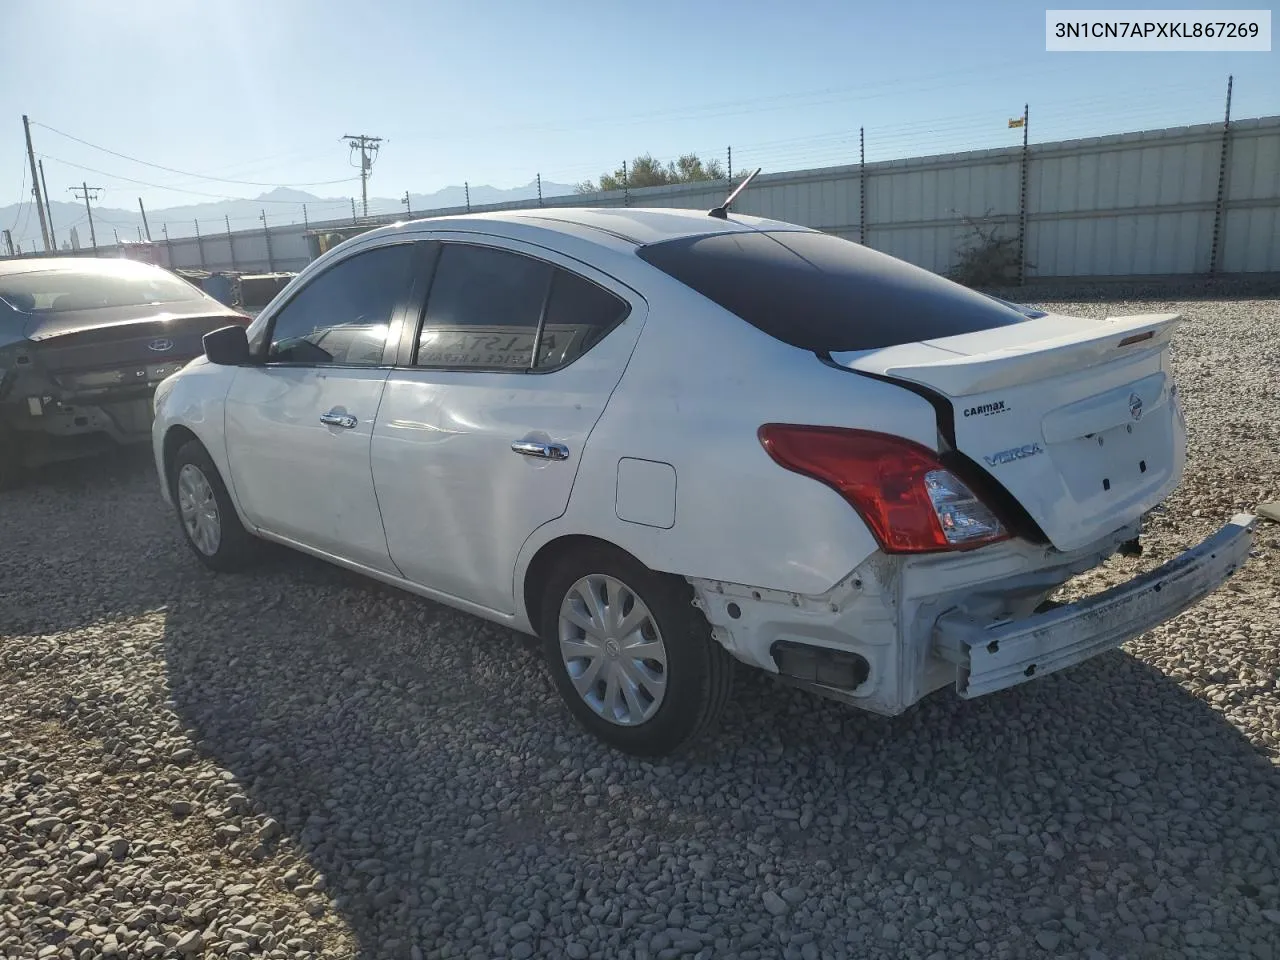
xmin=934 ymin=513 xmax=1256 ymax=698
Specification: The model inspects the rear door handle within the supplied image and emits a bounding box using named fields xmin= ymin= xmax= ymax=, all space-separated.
xmin=320 ymin=411 xmax=358 ymax=429
xmin=511 ymin=439 xmax=570 ymax=461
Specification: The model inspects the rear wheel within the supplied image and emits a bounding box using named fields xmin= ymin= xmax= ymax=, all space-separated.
xmin=169 ymin=440 xmax=258 ymax=571
xmin=540 ymin=545 xmax=733 ymax=756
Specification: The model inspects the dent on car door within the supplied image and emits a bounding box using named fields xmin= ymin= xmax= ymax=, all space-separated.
xmin=371 ymin=238 xmax=644 ymax=613
xmin=224 ymin=240 xmax=421 ymax=570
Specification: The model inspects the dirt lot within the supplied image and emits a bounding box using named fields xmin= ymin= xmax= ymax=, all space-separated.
xmin=2 ymin=292 xmax=1278 ymax=960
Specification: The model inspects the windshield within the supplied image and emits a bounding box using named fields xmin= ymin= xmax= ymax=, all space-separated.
xmin=0 ymin=263 xmax=204 ymax=314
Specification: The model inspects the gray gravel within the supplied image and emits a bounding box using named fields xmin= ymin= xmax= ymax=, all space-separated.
xmin=2 ymin=292 xmax=1279 ymax=960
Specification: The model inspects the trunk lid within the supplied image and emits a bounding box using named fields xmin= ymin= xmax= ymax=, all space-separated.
xmin=25 ymin=307 xmax=244 ymax=396
xmin=830 ymin=312 xmax=1186 ymax=552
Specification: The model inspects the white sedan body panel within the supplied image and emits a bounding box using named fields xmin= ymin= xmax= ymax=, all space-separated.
xmin=224 ymin=365 xmax=396 ymax=572
xmin=512 ymin=277 xmax=939 ymax=611
xmin=370 ymin=231 xmax=649 ymax=614
xmin=151 ymin=357 xmax=236 ymax=510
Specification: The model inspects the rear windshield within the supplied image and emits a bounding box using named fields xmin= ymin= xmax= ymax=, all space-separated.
xmin=636 ymin=229 xmax=1029 ymax=353
xmin=0 ymin=264 xmax=203 ymax=314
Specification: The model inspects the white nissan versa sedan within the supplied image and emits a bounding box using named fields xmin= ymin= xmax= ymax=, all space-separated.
xmin=152 ymin=205 xmax=1255 ymax=756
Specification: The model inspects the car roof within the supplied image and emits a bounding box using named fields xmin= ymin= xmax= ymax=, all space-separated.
xmin=395 ymin=206 xmax=812 ymax=249
xmin=0 ymin=256 xmax=168 ymax=278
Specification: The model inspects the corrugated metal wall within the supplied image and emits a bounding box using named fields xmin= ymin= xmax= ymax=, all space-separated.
xmin=129 ymin=115 xmax=1280 ymax=280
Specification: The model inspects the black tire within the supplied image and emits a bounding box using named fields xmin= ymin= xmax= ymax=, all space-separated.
xmin=168 ymin=440 xmax=258 ymax=572
xmin=540 ymin=545 xmax=734 ymax=756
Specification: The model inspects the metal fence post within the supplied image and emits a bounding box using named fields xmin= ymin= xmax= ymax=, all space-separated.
xmin=194 ymin=219 xmax=206 ymax=269
xmin=262 ymin=209 xmax=275 ymax=272
xmin=225 ymin=215 xmax=237 ymax=271
xmin=859 ymin=127 xmax=867 ymax=245
xmin=1209 ymin=75 xmax=1234 ymax=277
xmin=1016 ymin=103 xmax=1030 ymax=286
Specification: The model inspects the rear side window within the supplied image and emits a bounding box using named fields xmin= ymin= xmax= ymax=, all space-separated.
xmin=416 ymin=243 xmax=551 ymax=370
xmin=537 ymin=270 xmax=629 ymax=368
xmin=636 ymin=230 xmax=1028 ymax=353
xmin=414 ymin=242 xmax=628 ymax=371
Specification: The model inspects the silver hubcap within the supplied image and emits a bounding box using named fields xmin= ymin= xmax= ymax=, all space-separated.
xmin=177 ymin=463 xmax=221 ymax=556
xmin=558 ymin=574 xmax=668 ymax=726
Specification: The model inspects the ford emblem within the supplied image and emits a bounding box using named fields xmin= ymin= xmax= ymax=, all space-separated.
xmin=148 ymin=338 xmax=175 ymax=353
xmin=1129 ymin=392 xmax=1143 ymax=420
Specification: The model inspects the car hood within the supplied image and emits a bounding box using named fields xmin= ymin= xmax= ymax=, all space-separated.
xmin=22 ymin=298 xmax=242 ymax=341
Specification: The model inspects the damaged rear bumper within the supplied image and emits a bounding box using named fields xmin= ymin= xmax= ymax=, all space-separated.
xmin=933 ymin=513 xmax=1256 ymax=698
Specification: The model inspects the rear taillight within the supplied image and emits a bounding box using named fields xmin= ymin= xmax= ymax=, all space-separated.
xmin=758 ymin=424 xmax=1008 ymax=553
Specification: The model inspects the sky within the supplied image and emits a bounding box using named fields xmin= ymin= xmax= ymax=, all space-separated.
xmin=1 ymin=0 xmax=1277 ymax=224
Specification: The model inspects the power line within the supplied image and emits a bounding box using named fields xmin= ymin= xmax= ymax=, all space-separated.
xmin=6 ymin=157 xmax=27 ymax=232
xmin=31 ymin=120 xmax=361 ymax=188
xmin=38 ymin=154 xmax=357 ymax=204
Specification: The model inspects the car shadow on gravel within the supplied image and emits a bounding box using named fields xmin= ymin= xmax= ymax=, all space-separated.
xmin=154 ymin=560 xmax=1280 ymax=960
xmin=5 ymin=453 xmax=1278 ymax=959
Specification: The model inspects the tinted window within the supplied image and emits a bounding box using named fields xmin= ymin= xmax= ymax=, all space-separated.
xmin=637 ymin=230 xmax=1028 ymax=353
xmin=268 ymin=243 xmax=414 ymax=365
xmin=535 ymin=270 xmax=629 ymax=368
xmin=416 ymin=243 xmax=551 ymax=369
xmin=0 ymin=263 xmax=203 ymax=313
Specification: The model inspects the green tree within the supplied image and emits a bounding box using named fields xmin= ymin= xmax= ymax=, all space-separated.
xmin=576 ymin=153 xmax=727 ymax=193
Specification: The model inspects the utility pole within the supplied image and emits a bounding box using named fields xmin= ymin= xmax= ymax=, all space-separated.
xmin=343 ymin=133 xmax=383 ymax=217
xmin=38 ymin=160 xmax=56 ymax=250
xmin=727 ymin=146 xmax=733 ymax=182
xmin=138 ymin=197 xmax=152 ymax=241
xmin=464 ymin=182 xmax=470 ymax=213
xmin=622 ymin=160 xmax=630 ymax=207
xmin=69 ymin=182 xmax=102 ymax=250
xmin=23 ymin=115 xmax=51 ymax=252
xmin=537 ymin=173 xmax=543 ymax=207
xmin=2 ymin=229 xmax=13 ymax=257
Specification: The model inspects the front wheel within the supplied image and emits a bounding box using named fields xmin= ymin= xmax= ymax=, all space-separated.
xmin=169 ymin=440 xmax=258 ymax=572
xmin=540 ymin=546 xmax=734 ymax=756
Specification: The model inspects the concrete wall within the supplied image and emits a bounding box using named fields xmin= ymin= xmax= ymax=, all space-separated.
xmin=92 ymin=116 xmax=1280 ymax=280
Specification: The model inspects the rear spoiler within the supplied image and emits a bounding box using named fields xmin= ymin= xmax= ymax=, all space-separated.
xmin=831 ymin=313 xmax=1181 ymax=397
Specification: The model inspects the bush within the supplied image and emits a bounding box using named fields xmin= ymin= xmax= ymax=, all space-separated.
xmin=949 ymin=213 xmax=1026 ymax=288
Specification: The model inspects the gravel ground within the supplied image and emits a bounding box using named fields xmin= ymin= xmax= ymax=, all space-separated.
xmin=2 ymin=292 xmax=1278 ymax=960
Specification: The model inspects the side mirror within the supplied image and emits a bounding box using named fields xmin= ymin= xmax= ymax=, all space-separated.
xmin=203 ymin=324 xmax=251 ymax=365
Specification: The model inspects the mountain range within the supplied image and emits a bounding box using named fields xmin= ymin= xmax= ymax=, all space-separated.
xmin=1 ymin=180 xmax=577 ymax=252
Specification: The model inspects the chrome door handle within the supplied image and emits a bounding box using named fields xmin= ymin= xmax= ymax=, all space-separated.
xmin=320 ymin=411 xmax=358 ymax=429
xmin=511 ymin=439 xmax=570 ymax=461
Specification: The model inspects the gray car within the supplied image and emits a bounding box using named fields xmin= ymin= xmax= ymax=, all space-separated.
xmin=0 ymin=257 xmax=246 ymax=486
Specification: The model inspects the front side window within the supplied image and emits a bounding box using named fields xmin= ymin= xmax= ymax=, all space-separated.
xmin=414 ymin=242 xmax=629 ymax=371
xmin=267 ymin=243 xmax=415 ymax=365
